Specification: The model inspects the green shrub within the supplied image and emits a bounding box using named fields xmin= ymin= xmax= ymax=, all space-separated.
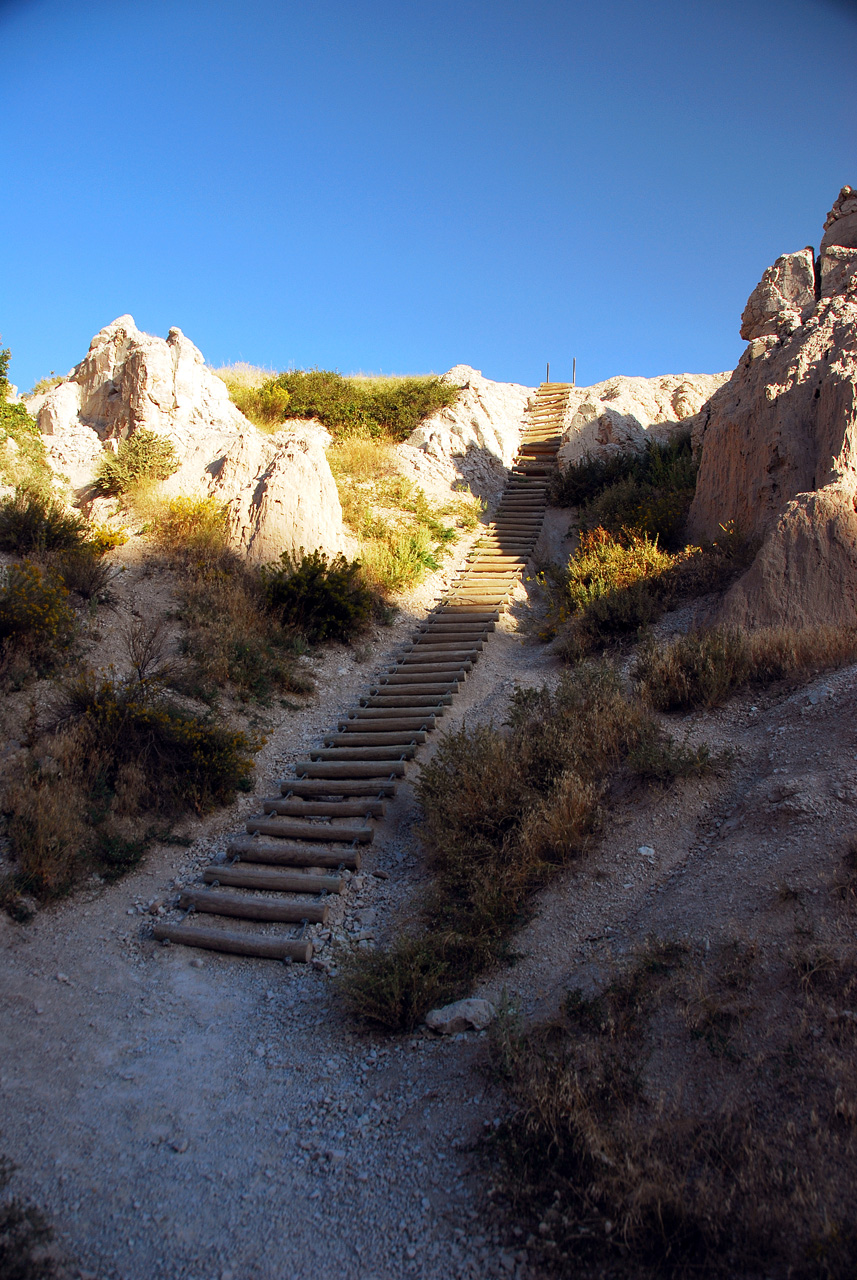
xmin=52 ymin=546 xmax=117 ymax=602
xmin=332 ymin=457 xmax=481 ymax=594
xmin=2 ymin=667 xmax=259 ymax=902
xmin=0 ymin=489 xmax=86 ymax=554
xmin=564 ymin=528 xmax=676 ymax=614
xmin=550 ymin=435 xmax=697 ymax=547
xmin=59 ymin=671 xmax=257 ymax=815
xmin=26 ymin=372 xmax=63 ymax=397
xmin=217 ymin=365 xmax=459 ymax=441
xmin=175 ymin=551 xmax=314 ymax=702
xmin=0 ymin=562 xmax=76 ymax=667
xmin=0 ymin=349 xmax=53 ymax=493
xmin=545 ymin=526 xmax=754 ymax=658
xmin=262 ymin=550 xmax=374 ymax=643
xmin=94 ymin=428 xmax=179 ymax=495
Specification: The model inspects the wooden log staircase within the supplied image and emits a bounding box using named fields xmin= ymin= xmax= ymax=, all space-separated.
xmin=152 ymin=382 xmax=571 ymax=962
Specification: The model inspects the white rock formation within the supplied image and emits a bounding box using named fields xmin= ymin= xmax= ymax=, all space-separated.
xmin=26 ymin=316 xmax=345 ymax=563
xmin=556 ymin=372 xmax=730 ymax=472
xmin=407 ymin=365 xmax=534 ymax=498
xmin=424 ymin=997 xmax=496 ymax=1035
xmin=821 ymin=184 xmax=857 ymax=252
xmin=688 ymin=186 xmax=857 ymax=629
xmin=739 ymin=249 xmax=817 ymax=341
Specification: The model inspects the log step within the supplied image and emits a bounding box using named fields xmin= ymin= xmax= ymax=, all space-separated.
xmin=204 ymin=864 xmax=345 ymax=894
xmin=308 ymin=745 xmax=416 ymax=762
xmin=324 ymin=731 xmax=426 ymax=747
xmin=245 ymin=817 xmax=373 ymax=842
xmin=228 ymin=838 xmax=361 ymax=869
xmin=153 ymin=922 xmax=312 ymax=963
xmin=179 ymin=888 xmax=329 ymax=925
xmin=280 ymin=777 xmax=397 ymax=796
xmin=344 ymin=709 xmax=440 ymax=723
xmin=261 ymin=797 xmax=386 ymax=817
xmin=295 ymin=760 xmax=407 ymax=778
xmin=362 ymin=694 xmax=452 ymax=708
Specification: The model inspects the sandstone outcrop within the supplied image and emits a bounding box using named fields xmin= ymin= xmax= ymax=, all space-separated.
xmin=27 ymin=316 xmax=345 ymax=563
xmin=821 ymin=184 xmax=857 ymax=252
xmin=407 ymin=365 xmax=533 ymax=497
xmin=557 ymin=372 xmax=729 ymax=471
xmin=739 ymin=249 xmax=817 ymax=341
xmin=688 ymin=187 xmax=857 ymax=629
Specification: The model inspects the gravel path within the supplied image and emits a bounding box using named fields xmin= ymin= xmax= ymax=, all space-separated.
xmin=0 ymin=534 xmax=549 ymax=1280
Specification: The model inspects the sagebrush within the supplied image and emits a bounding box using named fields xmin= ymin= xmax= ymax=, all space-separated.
xmin=216 ymin=364 xmax=459 ymax=440
xmin=94 ymin=428 xmax=179 ymax=495
xmin=339 ymin=664 xmax=715 ymax=1030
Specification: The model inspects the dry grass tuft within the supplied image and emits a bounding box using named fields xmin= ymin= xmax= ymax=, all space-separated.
xmin=339 ymin=664 xmax=717 ymax=1031
xmin=491 ymin=928 xmax=857 ymax=1278
xmin=636 ymin=625 xmax=857 ymax=711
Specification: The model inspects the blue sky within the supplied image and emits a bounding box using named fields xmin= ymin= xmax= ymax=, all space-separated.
xmin=1 ymin=0 xmax=855 ymax=393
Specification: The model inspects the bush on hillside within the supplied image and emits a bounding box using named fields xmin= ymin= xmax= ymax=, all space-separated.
xmin=0 ymin=348 xmax=53 ymax=493
xmin=262 ymin=549 xmax=375 ymax=643
xmin=339 ymin=663 xmax=715 ymax=1030
xmin=0 ymin=561 xmax=76 ymax=670
xmin=3 ymin=670 xmax=257 ymax=900
xmin=0 ymin=489 xmax=86 ymax=554
xmin=550 ymin=434 xmax=698 ymax=547
xmin=220 ymin=365 xmax=459 ymax=441
xmin=94 ymin=429 xmax=179 ymax=495
xmin=636 ymin=625 xmax=857 ymax=711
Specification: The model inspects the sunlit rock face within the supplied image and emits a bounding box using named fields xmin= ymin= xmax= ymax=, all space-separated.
xmin=27 ymin=316 xmax=345 ymax=562
xmin=688 ymin=186 xmax=857 ymax=629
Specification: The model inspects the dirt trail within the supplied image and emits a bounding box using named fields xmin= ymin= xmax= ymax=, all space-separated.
xmin=4 ymin=504 xmax=856 ymax=1279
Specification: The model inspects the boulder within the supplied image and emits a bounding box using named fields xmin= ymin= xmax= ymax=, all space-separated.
xmin=689 ymin=187 xmax=857 ymax=629
xmin=557 ymin=373 xmax=729 ymax=471
xmin=424 ymin=997 xmax=496 ymax=1035
xmin=820 ymin=245 xmax=857 ymax=300
xmin=208 ymin=426 xmax=345 ymax=565
xmin=821 ymin=184 xmax=857 ymax=252
xmin=688 ymin=296 xmax=857 ymax=551
xmin=407 ymin=365 xmax=534 ymax=498
xmin=26 ymin=316 xmax=345 ymax=562
xmin=739 ymin=249 xmax=817 ymax=341
xmin=719 ymin=484 xmax=857 ymax=630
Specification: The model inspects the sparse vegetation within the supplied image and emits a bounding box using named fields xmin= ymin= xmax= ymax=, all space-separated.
xmin=0 ymin=488 xmax=87 ymax=554
xmin=214 ymin=364 xmax=459 ymax=441
xmin=636 ymin=625 xmax=857 ymax=711
xmin=339 ymin=664 xmax=716 ymax=1030
xmin=146 ymin=498 xmax=313 ymax=701
xmin=0 ymin=348 xmax=53 ymax=493
xmin=26 ymin=372 xmax=64 ymax=398
xmin=2 ymin=666 xmax=256 ymax=900
xmin=549 ymin=434 xmax=697 ymax=548
xmin=490 ymin=927 xmax=857 ymax=1278
xmin=94 ymin=428 xmax=179 ymax=496
xmin=0 ymin=1156 xmax=59 ymax=1280
xmin=330 ymin=444 xmax=482 ymax=593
